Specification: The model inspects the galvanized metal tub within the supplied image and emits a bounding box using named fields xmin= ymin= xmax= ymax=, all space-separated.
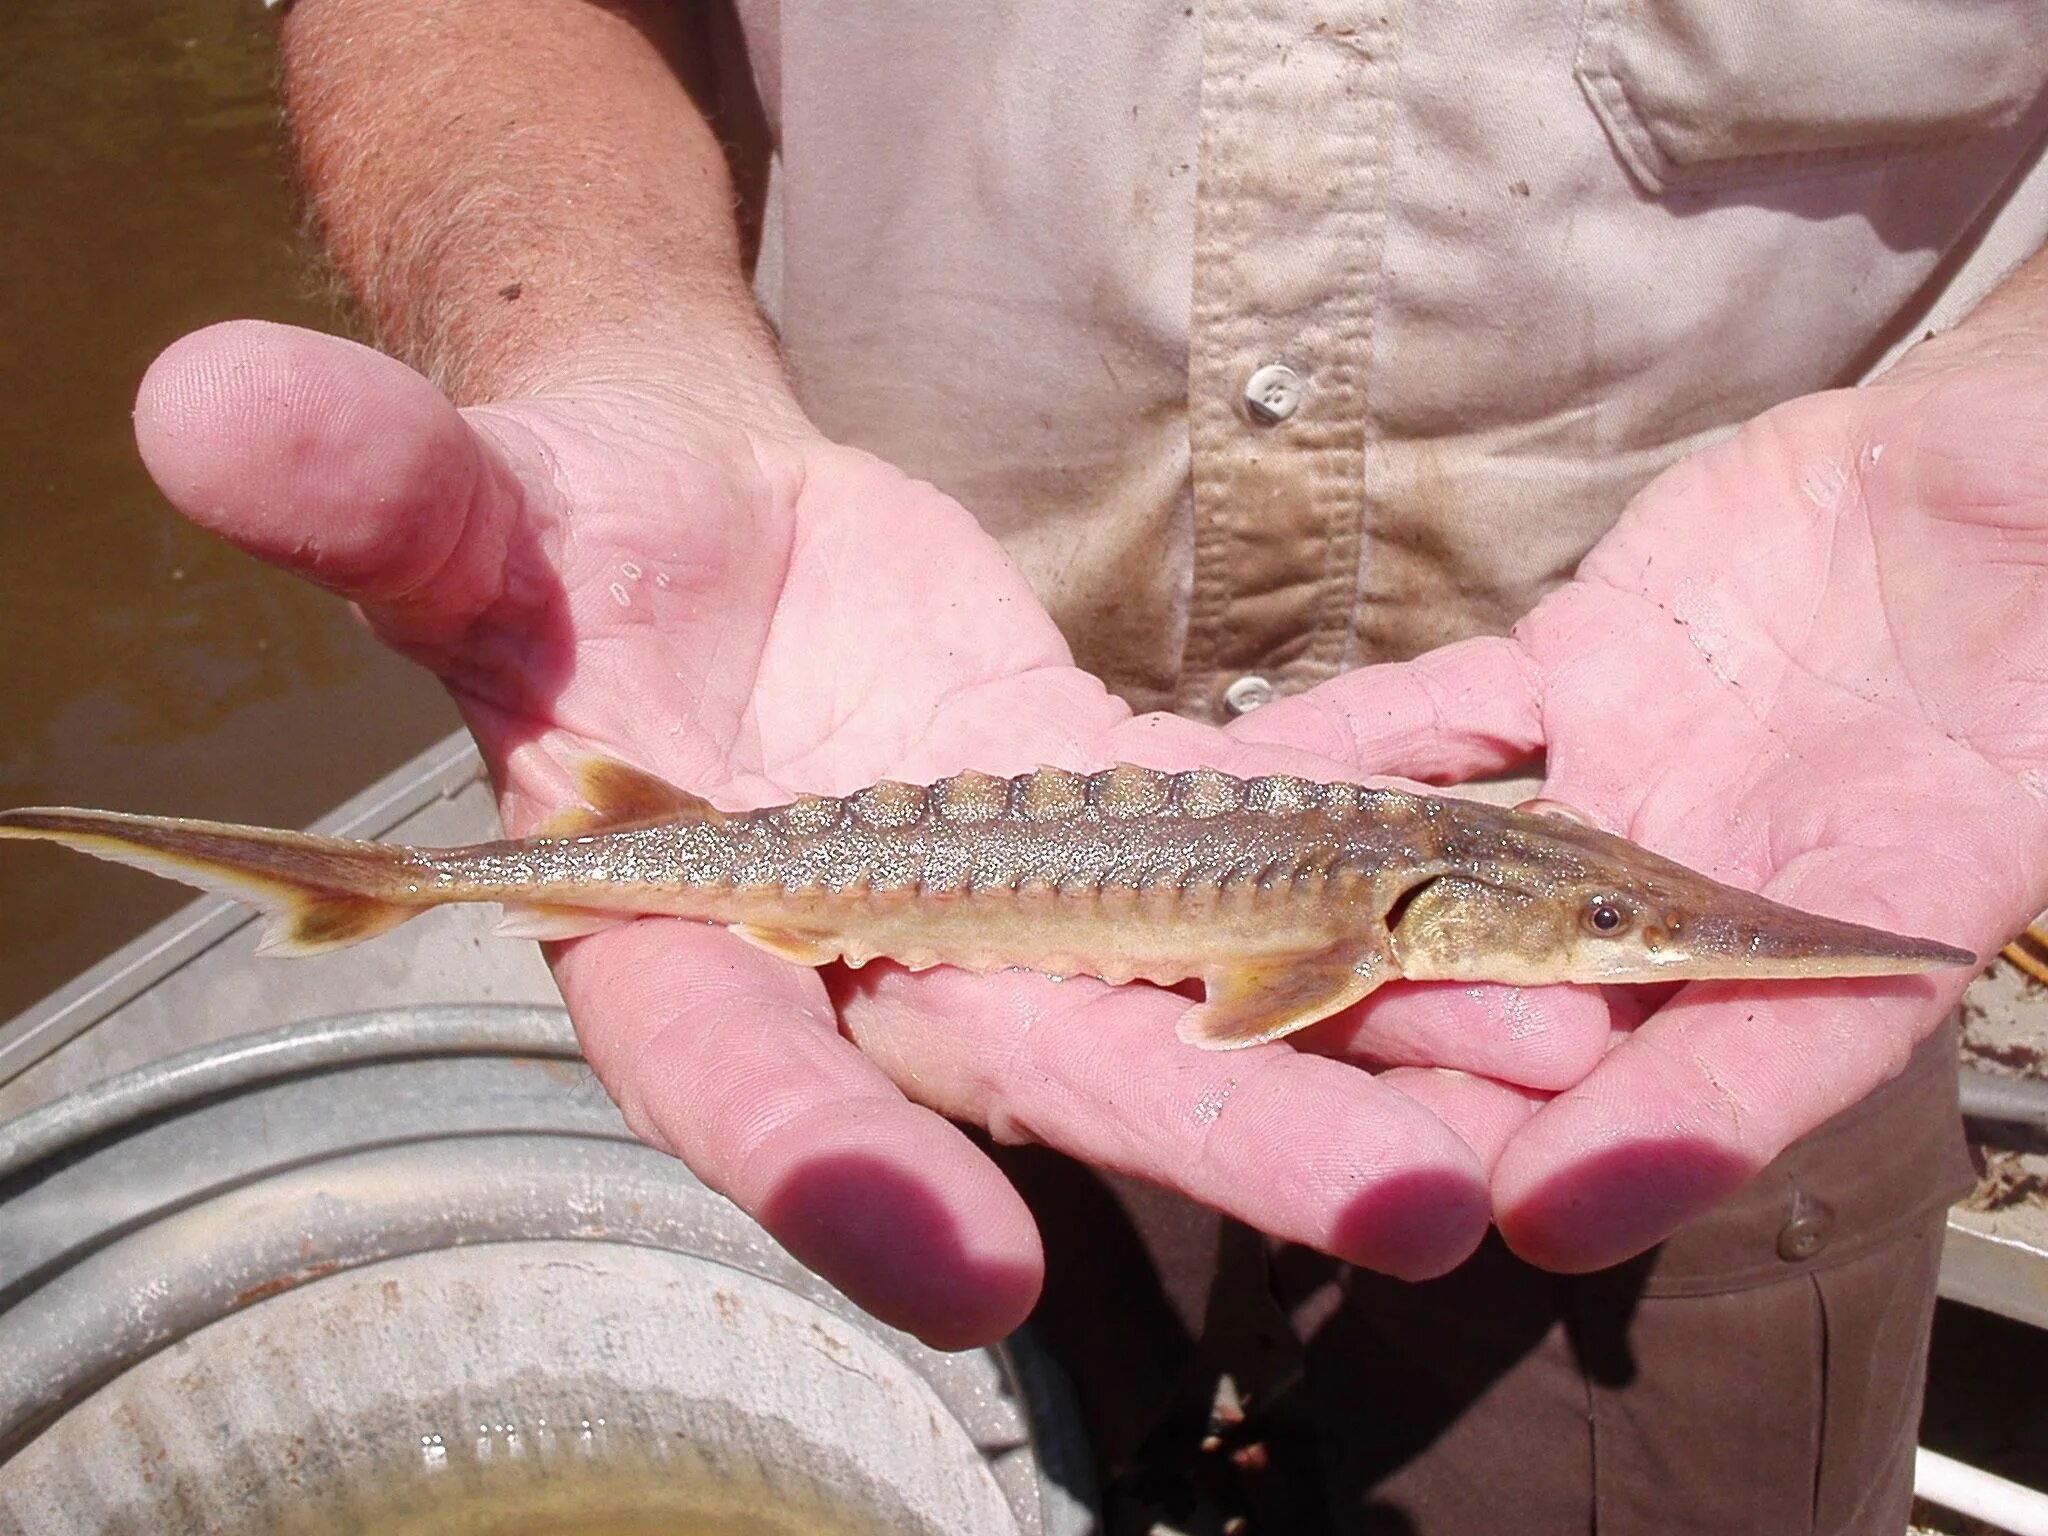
xmin=0 ymin=1004 xmax=1095 ymax=1535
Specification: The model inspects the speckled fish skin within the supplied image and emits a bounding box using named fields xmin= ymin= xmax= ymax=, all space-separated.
xmin=0 ymin=760 xmax=1980 ymax=1050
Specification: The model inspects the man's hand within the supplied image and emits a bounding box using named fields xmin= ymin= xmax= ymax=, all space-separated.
xmin=232 ymin=0 xmax=1628 ymax=1347
xmin=1238 ymin=348 xmax=2048 ymax=1270
xmin=184 ymin=0 xmax=1557 ymax=1350
xmin=134 ymin=319 xmax=1530 ymax=1347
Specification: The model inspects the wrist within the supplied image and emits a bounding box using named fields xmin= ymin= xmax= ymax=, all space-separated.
xmin=1880 ymin=246 xmax=2048 ymax=390
xmin=281 ymin=0 xmax=800 ymax=426
xmin=483 ymin=334 xmax=817 ymax=443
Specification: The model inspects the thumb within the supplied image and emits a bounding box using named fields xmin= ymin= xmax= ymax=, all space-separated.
xmin=133 ymin=319 xmax=527 ymax=649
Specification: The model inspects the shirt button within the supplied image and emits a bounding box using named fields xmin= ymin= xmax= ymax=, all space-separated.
xmin=1223 ymin=675 xmax=1276 ymax=715
xmin=1242 ymin=364 xmax=1303 ymax=424
xmin=1776 ymin=1200 xmax=1833 ymax=1262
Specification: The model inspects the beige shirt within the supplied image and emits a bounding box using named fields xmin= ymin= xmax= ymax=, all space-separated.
xmin=722 ymin=1 xmax=2048 ymax=720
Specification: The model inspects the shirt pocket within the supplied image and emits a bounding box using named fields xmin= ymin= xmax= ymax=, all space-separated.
xmin=1574 ymin=0 xmax=2048 ymax=193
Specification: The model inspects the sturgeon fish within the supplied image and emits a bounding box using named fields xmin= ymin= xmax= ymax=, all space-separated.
xmin=0 ymin=758 xmax=1975 ymax=1049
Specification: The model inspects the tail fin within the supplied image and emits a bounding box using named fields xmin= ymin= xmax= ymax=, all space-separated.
xmin=0 ymin=808 xmax=428 ymax=956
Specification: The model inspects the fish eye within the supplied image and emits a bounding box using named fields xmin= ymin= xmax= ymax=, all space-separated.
xmin=1584 ymin=899 xmax=1629 ymax=936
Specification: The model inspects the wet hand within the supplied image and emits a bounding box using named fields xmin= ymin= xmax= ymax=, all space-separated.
xmin=1238 ymin=357 xmax=2048 ymax=1269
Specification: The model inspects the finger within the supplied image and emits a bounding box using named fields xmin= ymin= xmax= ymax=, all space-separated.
xmin=1490 ymin=974 xmax=1962 ymax=1272
xmin=1375 ymin=1067 xmax=1546 ymax=1177
xmin=835 ymin=966 xmax=1494 ymax=1281
xmin=1297 ymin=980 xmax=1612 ymax=1092
xmin=133 ymin=319 xmax=528 ymax=649
xmin=1490 ymin=841 xmax=1987 ymax=1271
xmin=555 ymin=919 xmax=1045 ymax=1350
xmin=1106 ymin=709 xmax=1359 ymax=782
xmin=1604 ymin=982 xmax=1680 ymax=1033
xmin=1229 ymin=634 xmax=1546 ymax=784
xmin=1484 ymin=722 xmax=2007 ymax=1272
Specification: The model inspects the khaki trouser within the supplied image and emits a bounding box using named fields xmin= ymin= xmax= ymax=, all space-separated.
xmin=1004 ymin=1019 xmax=1971 ymax=1535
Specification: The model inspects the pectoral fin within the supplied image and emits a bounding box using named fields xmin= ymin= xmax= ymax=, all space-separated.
xmin=1177 ymin=950 xmax=1386 ymax=1051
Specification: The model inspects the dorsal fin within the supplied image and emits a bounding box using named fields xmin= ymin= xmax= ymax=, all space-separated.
xmin=578 ymin=755 xmax=723 ymax=822
xmin=536 ymin=755 xmax=725 ymax=838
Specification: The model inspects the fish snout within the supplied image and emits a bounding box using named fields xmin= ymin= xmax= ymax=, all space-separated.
xmin=1675 ymin=890 xmax=1976 ymax=979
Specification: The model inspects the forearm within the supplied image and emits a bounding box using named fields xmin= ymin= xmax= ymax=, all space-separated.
xmin=1886 ymin=241 xmax=2048 ymax=385
xmin=283 ymin=0 xmax=795 ymax=419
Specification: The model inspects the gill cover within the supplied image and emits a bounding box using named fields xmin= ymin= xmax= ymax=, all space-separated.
xmin=1385 ymin=874 xmax=1583 ymax=985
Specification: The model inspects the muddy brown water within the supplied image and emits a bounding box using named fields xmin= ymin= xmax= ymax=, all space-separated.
xmin=0 ymin=0 xmax=456 ymax=1023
